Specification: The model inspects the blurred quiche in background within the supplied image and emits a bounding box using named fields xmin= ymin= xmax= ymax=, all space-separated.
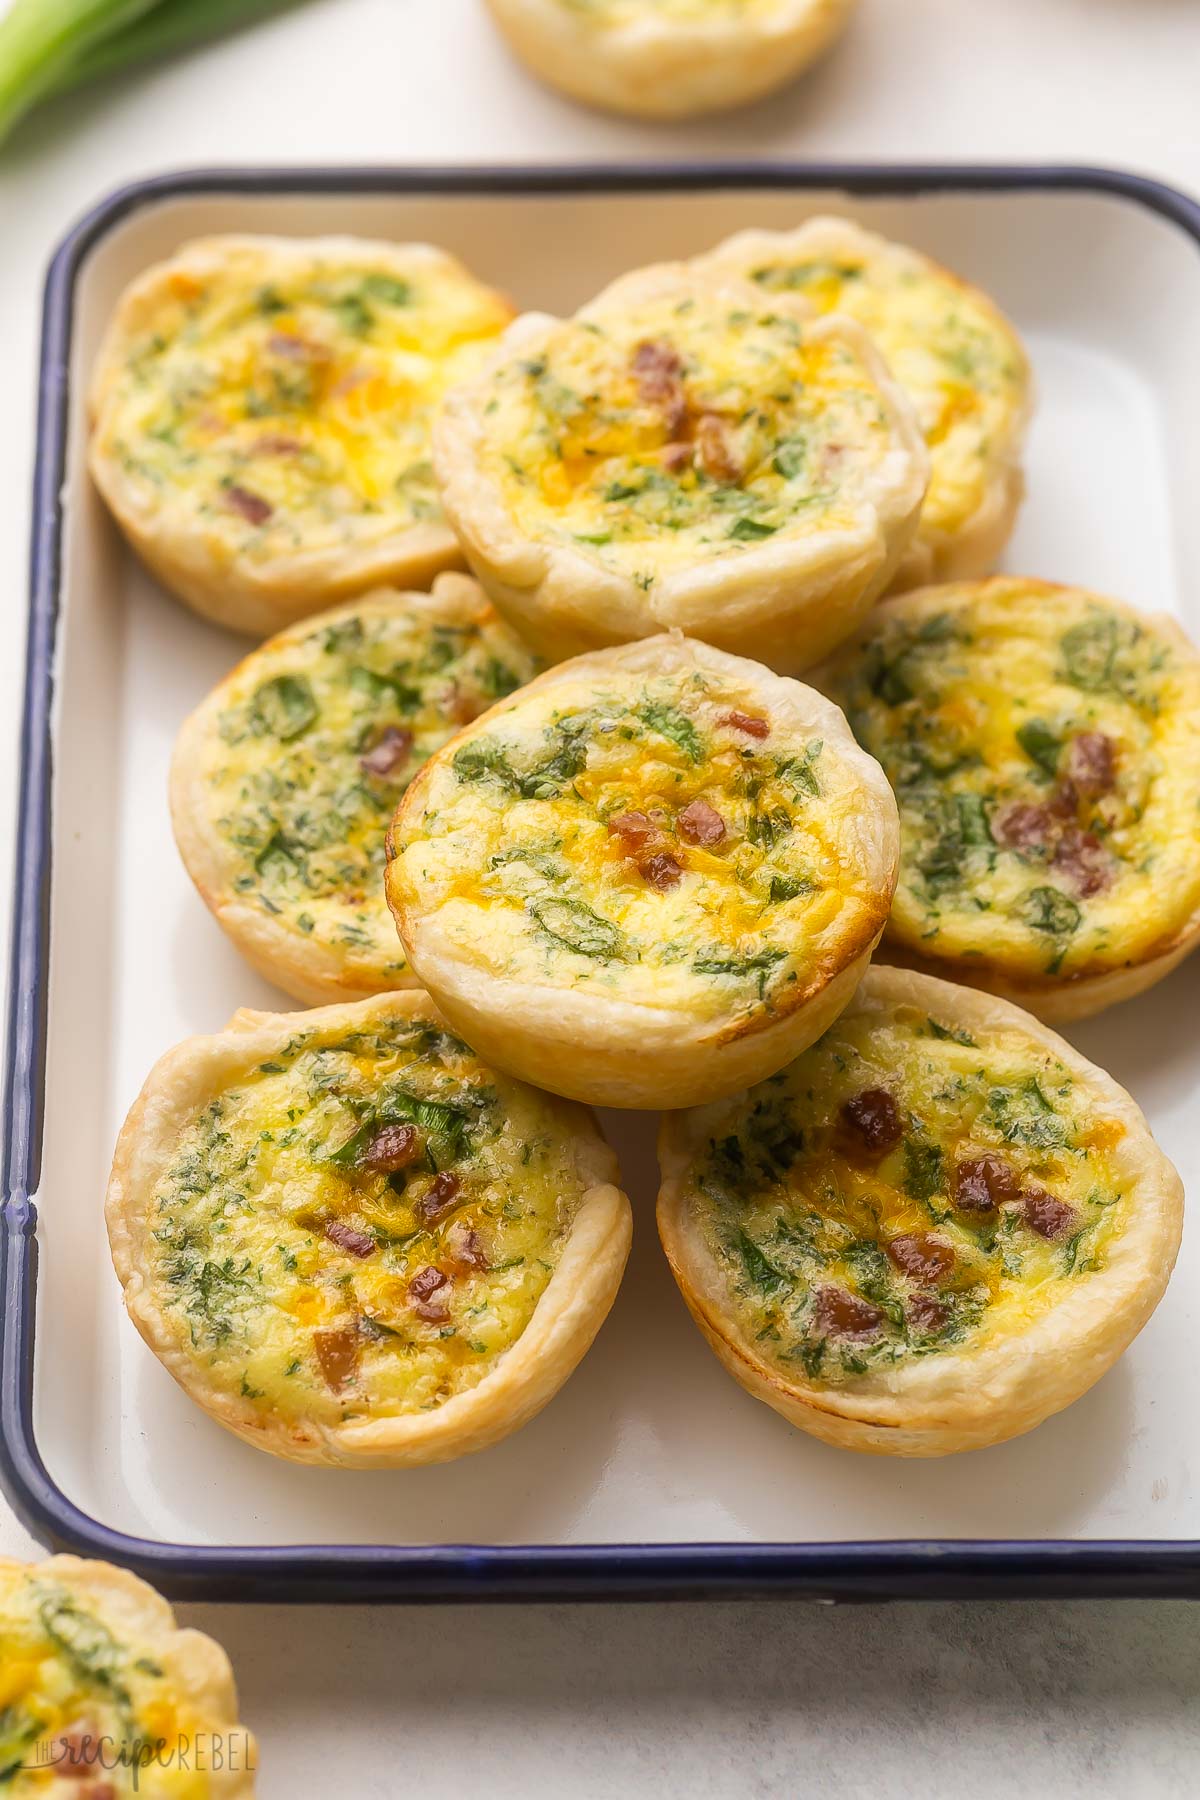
xmin=0 ymin=1555 xmax=255 ymax=1795
xmin=483 ymin=0 xmax=861 ymax=120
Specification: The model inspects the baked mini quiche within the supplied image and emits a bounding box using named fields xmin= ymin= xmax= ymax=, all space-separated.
xmin=89 ymin=235 xmax=513 ymax=636
xmin=818 ymin=578 xmax=1200 ymax=1020
xmin=433 ymin=260 xmax=928 ymax=672
xmin=658 ymin=965 xmax=1183 ymax=1456
xmin=483 ymin=0 xmax=860 ymax=120
xmin=106 ymin=991 xmax=630 ymax=1467
xmin=699 ymin=215 xmax=1031 ymax=589
xmin=170 ymin=573 xmax=541 ymax=1006
xmin=0 ymin=1555 xmax=254 ymax=1795
xmin=384 ymin=634 xmax=899 ymax=1109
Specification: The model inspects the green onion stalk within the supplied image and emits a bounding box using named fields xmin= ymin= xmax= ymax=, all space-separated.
xmin=0 ymin=0 xmax=307 ymax=146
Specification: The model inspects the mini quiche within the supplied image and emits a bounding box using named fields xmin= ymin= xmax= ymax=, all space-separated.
xmin=818 ymin=578 xmax=1200 ymax=1020
xmin=170 ymin=573 xmax=541 ymax=1006
xmin=106 ymin=991 xmax=631 ymax=1467
xmin=433 ymin=260 xmax=928 ymax=673
xmin=483 ymin=0 xmax=860 ymax=120
xmin=699 ymin=216 xmax=1031 ymax=589
xmin=0 ymin=1555 xmax=254 ymax=1795
xmin=89 ymin=235 xmax=513 ymax=637
xmin=384 ymin=635 xmax=899 ymax=1110
xmin=658 ymin=965 xmax=1183 ymax=1457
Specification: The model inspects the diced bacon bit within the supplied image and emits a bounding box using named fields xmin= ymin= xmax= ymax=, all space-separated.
xmin=641 ymin=851 xmax=683 ymax=891
xmin=907 ymin=1293 xmax=949 ymax=1335
xmin=409 ymin=1265 xmax=451 ymax=1321
xmin=324 ymin=1219 xmax=376 ymax=1259
xmin=224 ymin=483 xmax=273 ymax=526
xmin=839 ymin=1088 xmax=903 ymax=1155
xmin=1053 ymin=825 xmax=1113 ymax=898
xmin=954 ymin=1153 xmax=1019 ymax=1213
xmin=695 ymin=413 xmax=743 ymax=483
xmin=448 ymin=1222 xmax=490 ymax=1271
xmin=886 ymin=1233 xmax=955 ymax=1285
xmin=415 ymin=1171 xmax=462 ymax=1225
xmin=360 ymin=727 xmax=413 ymax=777
xmin=608 ymin=810 xmax=659 ymax=852
xmin=992 ymin=801 xmax=1054 ymax=852
xmin=1066 ymin=731 xmax=1117 ymax=797
xmin=676 ymin=798 xmax=727 ymax=847
xmin=268 ymin=331 xmax=329 ymax=362
xmin=314 ymin=1326 xmax=360 ymax=1390
xmin=631 ymin=338 xmax=687 ymax=437
xmin=718 ymin=709 xmax=770 ymax=740
xmin=812 ymin=1284 xmax=883 ymax=1340
xmin=1022 ymin=1187 xmax=1075 ymax=1240
xmin=252 ymin=433 xmax=304 ymax=455
xmin=607 ymin=810 xmax=684 ymax=889
xmin=660 ymin=442 xmax=692 ymax=473
xmin=447 ymin=685 xmax=485 ymax=726
xmin=1049 ymin=779 xmax=1080 ymax=819
xmin=360 ymin=1122 xmax=421 ymax=1173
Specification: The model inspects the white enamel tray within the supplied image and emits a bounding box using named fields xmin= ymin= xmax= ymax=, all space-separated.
xmin=5 ymin=165 xmax=1200 ymax=1602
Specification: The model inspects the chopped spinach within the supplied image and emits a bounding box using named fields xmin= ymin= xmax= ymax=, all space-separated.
xmin=1019 ymin=885 xmax=1081 ymax=939
xmin=637 ymin=700 xmax=704 ymax=763
xmin=1016 ymin=718 xmax=1062 ymax=777
xmin=253 ymin=674 xmax=318 ymax=741
xmin=901 ymin=1137 xmax=944 ymax=1204
xmin=694 ymin=947 xmax=785 ymax=998
xmin=735 ymin=1229 xmax=787 ymax=1292
xmin=529 ymin=895 xmax=625 ymax=960
xmin=1061 ymin=614 xmax=1118 ymax=692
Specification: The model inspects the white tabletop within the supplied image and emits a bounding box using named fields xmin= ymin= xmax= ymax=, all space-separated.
xmin=2 ymin=0 xmax=1200 ymax=1792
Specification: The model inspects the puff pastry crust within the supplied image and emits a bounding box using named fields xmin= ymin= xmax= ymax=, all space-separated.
xmin=106 ymin=991 xmax=631 ymax=1467
xmin=0 ymin=1555 xmax=255 ymax=1794
xmin=483 ymin=0 xmax=860 ymax=119
xmin=658 ymin=965 xmax=1183 ymax=1456
xmin=89 ymin=235 xmax=513 ymax=636
xmin=817 ymin=578 xmax=1200 ymax=1019
xmin=698 ymin=215 xmax=1031 ymax=589
xmin=385 ymin=634 xmax=899 ymax=1109
xmin=433 ymin=259 xmax=928 ymax=672
xmin=170 ymin=573 xmax=541 ymax=1005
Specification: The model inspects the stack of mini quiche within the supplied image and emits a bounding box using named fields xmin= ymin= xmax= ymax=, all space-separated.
xmin=88 ymin=218 xmax=1190 ymax=1478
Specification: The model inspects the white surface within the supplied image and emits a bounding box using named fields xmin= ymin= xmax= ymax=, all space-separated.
xmin=3 ymin=0 xmax=1200 ymax=1794
xmin=38 ymin=180 xmax=1200 ymax=1555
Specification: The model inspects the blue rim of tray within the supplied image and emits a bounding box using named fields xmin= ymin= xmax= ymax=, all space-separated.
xmin=5 ymin=160 xmax=1200 ymax=1604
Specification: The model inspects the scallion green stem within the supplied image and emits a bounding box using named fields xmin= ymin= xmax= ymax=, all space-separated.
xmin=0 ymin=0 xmax=163 ymax=145
xmin=50 ymin=0 xmax=306 ymax=96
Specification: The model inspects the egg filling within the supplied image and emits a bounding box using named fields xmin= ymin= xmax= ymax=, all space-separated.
xmin=740 ymin=233 xmax=1026 ymax=547
xmin=823 ymin=580 xmax=1200 ymax=983
xmin=681 ymin=994 xmax=1129 ymax=1385
xmin=144 ymin=1015 xmax=589 ymax=1428
xmin=477 ymin=291 xmax=902 ymax=584
xmin=0 ymin=1570 xmax=239 ymax=1796
xmin=203 ymin=596 xmax=538 ymax=977
xmin=93 ymin=245 xmax=512 ymax=559
xmin=391 ymin=663 xmax=885 ymax=1026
